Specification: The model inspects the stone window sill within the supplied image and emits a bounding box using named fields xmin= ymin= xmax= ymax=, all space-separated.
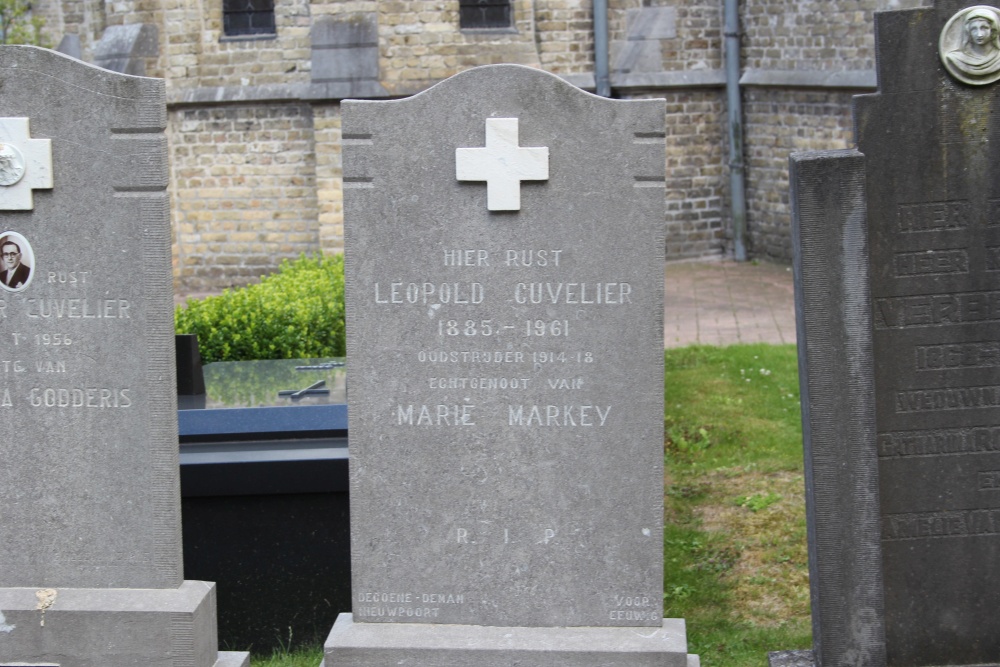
xmin=219 ymin=33 xmax=277 ymax=43
xmin=460 ymin=27 xmax=518 ymax=35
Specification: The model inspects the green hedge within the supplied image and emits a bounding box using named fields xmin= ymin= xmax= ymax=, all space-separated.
xmin=175 ymin=254 xmax=346 ymax=363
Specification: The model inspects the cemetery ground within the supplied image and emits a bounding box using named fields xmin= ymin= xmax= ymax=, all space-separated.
xmin=250 ymin=342 xmax=810 ymax=667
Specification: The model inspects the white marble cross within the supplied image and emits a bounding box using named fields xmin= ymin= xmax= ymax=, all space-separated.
xmin=456 ymin=117 xmax=549 ymax=211
xmin=0 ymin=118 xmax=53 ymax=211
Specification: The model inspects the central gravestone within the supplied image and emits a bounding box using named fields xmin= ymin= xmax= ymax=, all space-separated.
xmin=782 ymin=2 xmax=1000 ymax=666
xmin=0 ymin=46 xmax=245 ymax=667
xmin=327 ymin=65 xmax=695 ymax=665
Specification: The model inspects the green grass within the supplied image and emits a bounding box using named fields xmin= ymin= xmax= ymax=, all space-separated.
xmin=253 ymin=343 xmax=811 ymax=666
xmin=251 ymin=646 xmax=324 ymax=667
xmin=664 ymin=344 xmax=810 ymax=666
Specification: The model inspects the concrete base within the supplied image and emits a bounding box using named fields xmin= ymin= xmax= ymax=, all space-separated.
xmin=216 ymin=652 xmax=251 ymax=667
xmin=0 ymin=580 xmax=248 ymax=667
xmin=322 ymin=613 xmax=699 ymax=667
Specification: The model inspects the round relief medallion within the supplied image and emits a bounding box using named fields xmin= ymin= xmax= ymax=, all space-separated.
xmin=0 ymin=143 xmax=25 ymax=186
xmin=940 ymin=5 xmax=1000 ymax=85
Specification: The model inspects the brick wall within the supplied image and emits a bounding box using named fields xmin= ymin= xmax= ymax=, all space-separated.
xmin=36 ymin=0 xmax=937 ymax=291
xmin=743 ymin=89 xmax=855 ymax=261
xmin=535 ymin=0 xmax=594 ymax=74
xmin=314 ymin=104 xmax=344 ymax=254
xmin=742 ymin=0 xmax=927 ymax=72
xmin=169 ymin=103 xmax=319 ymax=291
xmin=662 ymin=91 xmax=727 ymax=258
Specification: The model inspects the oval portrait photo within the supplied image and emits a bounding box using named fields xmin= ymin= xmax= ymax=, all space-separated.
xmin=0 ymin=231 xmax=34 ymax=293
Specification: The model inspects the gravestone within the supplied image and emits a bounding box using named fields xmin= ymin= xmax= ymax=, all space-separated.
xmin=329 ymin=64 xmax=697 ymax=665
xmin=781 ymin=2 xmax=1000 ymax=666
xmin=0 ymin=45 xmax=246 ymax=667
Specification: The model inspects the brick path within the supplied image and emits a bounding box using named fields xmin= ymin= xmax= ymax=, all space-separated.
xmin=664 ymin=259 xmax=796 ymax=348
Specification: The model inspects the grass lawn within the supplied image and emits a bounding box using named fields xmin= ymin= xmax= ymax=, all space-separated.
xmin=663 ymin=344 xmax=811 ymax=665
xmin=252 ymin=646 xmax=325 ymax=667
xmin=253 ymin=343 xmax=811 ymax=666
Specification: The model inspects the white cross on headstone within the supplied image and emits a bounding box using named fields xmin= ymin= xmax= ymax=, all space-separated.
xmin=0 ymin=118 xmax=53 ymax=211
xmin=456 ymin=117 xmax=549 ymax=211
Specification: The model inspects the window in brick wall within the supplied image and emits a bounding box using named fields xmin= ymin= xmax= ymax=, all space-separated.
xmin=223 ymin=0 xmax=276 ymax=37
xmin=459 ymin=0 xmax=512 ymax=30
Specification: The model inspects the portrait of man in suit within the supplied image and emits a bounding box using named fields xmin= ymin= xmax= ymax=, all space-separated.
xmin=0 ymin=236 xmax=31 ymax=291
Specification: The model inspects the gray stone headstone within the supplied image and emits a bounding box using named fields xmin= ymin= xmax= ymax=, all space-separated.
xmin=55 ymin=34 xmax=81 ymax=61
xmin=328 ymin=64 xmax=696 ymax=665
xmin=92 ymin=23 xmax=158 ymax=76
xmin=785 ymin=1 xmax=1000 ymax=666
xmin=0 ymin=45 xmax=245 ymax=667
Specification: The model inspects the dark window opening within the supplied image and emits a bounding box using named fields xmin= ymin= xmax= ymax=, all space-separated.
xmin=223 ymin=0 xmax=276 ymax=37
xmin=459 ymin=0 xmax=512 ymax=29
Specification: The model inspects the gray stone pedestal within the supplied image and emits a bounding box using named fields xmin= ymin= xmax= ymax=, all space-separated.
xmin=0 ymin=581 xmax=248 ymax=667
xmin=323 ymin=614 xmax=698 ymax=667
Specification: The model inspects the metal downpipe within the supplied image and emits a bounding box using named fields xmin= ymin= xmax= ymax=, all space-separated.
xmin=593 ymin=0 xmax=610 ymax=97
xmin=724 ymin=0 xmax=748 ymax=261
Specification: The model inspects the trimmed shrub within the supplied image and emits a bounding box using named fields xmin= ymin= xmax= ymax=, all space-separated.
xmin=175 ymin=254 xmax=346 ymax=363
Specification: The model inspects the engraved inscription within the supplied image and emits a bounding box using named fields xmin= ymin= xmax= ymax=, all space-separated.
xmin=508 ymin=404 xmax=611 ymax=426
xmin=879 ymin=427 xmax=1000 ymax=457
xmin=894 ymin=248 xmax=968 ymax=277
xmin=991 ymin=199 xmax=1000 ymax=225
xmin=428 ymin=377 xmax=531 ymax=390
xmin=374 ymin=282 xmax=484 ymax=305
xmin=505 ymin=249 xmax=563 ymax=267
xmin=46 ymin=270 xmax=91 ymax=285
xmin=897 ymin=201 xmax=969 ymax=233
xmin=608 ymin=594 xmax=660 ymax=622
xmin=915 ymin=342 xmax=1000 ymax=369
xmin=444 ymin=249 xmax=489 ymax=266
xmin=355 ymin=591 xmax=466 ymax=620
xmin=36 ymin=360 xmax=67 ymax=373
xmin=28 ymin=387 xmax=131 ymax=408
xmin=513 ymin=282 xmax=632 ymax=305
xmin=883 ymin=509 xmax=1000 ymax=541
xmin=874 ymin=291 xmax=1000 ymax=328
xmin=987 ymin=246 xmax=1000 ymax=270
xmin=452 ymin=524 xmax=559 ymax=545
xmin=441 ymin=249 xmax=565 ymax=267
xmin=895 ymin=385 xmax=1000 ymax=413
xmin=979 ymin=470 xmax=1000 ymax=490
xmin=396 ymin=403 xmax=476 ymax=426
xmin=33 ymin=333 xmax=73 ymax=347
xmin=417 ymin=350 xmax=525 ymax=364
xmin=25 ymin=298 xmax=131 ymax=319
